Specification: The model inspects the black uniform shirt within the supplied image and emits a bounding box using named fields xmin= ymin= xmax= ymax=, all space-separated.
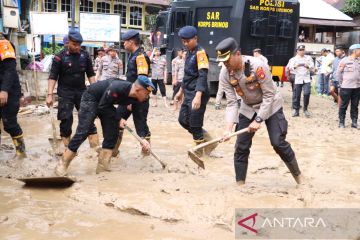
xmin=126 ymin=47 xmax=151 ymax=83
xmin=49 ymin=48 xmax=95 ymax=96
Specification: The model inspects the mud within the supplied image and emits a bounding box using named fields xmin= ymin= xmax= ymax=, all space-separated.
xmin=0 ymin=85 xmax=359 ymax=239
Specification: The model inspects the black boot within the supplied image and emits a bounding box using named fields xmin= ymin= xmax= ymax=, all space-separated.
xmin=292 ymin=109 xmax=299 ymax=117
xmin=284 ymin=158 xmax=303 ymax=184
xmin=351 ymin=119 xmax=358 ymax=129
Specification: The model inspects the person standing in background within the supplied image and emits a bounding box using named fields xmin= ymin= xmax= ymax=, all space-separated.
xmin=150 ymin=48 xmax=168 ymax=107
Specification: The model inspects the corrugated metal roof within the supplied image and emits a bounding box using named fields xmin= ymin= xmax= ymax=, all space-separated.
xmin=299 ymin=0 xmax=352 ymax=21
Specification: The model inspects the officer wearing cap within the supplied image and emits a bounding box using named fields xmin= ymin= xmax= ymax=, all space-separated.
xmin=336 ymin=44 xmax=360 ymax=129
xmin=216 ymin=37 xmax=303 ymax=186
xmin=46 ymin=30 xmax=99 ymax=151
xmin=116 ymin=29 xmax=152 ymax=156
xmin=0 ymin=31 xmax=26 ymax=158
xmin=174 ymin=26 xmax=218 ymax=157
xmin=94 ymin=47 xmax=105 ymax=72
xmin=288 ymin=45 xmax=314 ymax=118
xmin=96 ymin=45 xmax=123 ymax=81
xmin=55 ymin=76 xmax=155 ymax=176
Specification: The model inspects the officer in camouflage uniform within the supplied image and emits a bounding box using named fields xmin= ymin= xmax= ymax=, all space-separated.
xmin=0 ymin=32 xmax=26 ymax=158
xmin=46 ymin=30 xmax=99 ymax=150
xmin=216 ymin=38 xmax=303 ymax=185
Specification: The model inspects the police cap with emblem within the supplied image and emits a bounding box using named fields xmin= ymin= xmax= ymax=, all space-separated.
xmin=349 ymin=44 xmax=360 ymax=50
xmin=122 ymin=30 xmax=140 ymax=41
xmin=137 ymin=75 xmax=155 ymax=92
xmin=215 ymin=37 xmax=238 ymax=62
xmin=68 ymin=30 xmax=83 ymax=43
xmin=178 ymin=26 xmax=197 ymax=39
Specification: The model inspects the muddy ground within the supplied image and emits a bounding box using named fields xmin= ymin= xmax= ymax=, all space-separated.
xmin=0 ymin=84 xmax=359 ymax=240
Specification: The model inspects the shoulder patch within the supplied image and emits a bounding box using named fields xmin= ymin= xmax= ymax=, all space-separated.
xmin=0 ymin=39 xmax=16 ymax=61
xmin=256 ymin=67 xmax=266 ymax=80
xmin=196 ymin=50 xmax=209 ymax=70
xmin=136 ymin=54 xmax=149 ymax=75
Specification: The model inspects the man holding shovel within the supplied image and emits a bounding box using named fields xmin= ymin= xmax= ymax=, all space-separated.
xmin=215 ymin=38 xmax=303 ymax=185
xmin=55 ymin=76 xmax=154 ymax=176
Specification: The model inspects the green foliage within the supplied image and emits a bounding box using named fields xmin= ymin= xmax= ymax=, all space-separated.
xmin=42 ymin=44 xmax=64 ymax=56
xmin=342 ymin=0 xmax=360 ymax=17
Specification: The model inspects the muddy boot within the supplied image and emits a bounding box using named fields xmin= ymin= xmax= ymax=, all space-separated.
xmin=96 ymin=149 xmax=113 ymax=174
xmin=112 ymin=129 xmax=124 ymax=157
xmin=12 ymin=135 xmax=26 ymax=159
xmin=284 ymin=158 xmax=303 ymax=184
xmin=203 ymin=131 xmax=218 ymax=156
xmin=237 ymin=180 xmax=245 ymax=186
xmin=194 ymin=139 xmax=205 ymax=158
xmin=141 ymin=136 xmax=151 ymax=156
xmin=88 ymin=133 xmax=99 ymax=149
xmin=62 ymin=137 xmax=70 ymax=148
xmin=55 ymin=148 xmax=76 ymax=176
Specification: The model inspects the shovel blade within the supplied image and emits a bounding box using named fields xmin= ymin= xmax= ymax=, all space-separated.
xmin=17 ymin=176 xmax=75 ymax=188
xmin=188 ymin=150 xmax=205 ymax=169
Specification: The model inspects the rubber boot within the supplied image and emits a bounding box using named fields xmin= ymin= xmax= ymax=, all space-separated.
xmin=62 ymin=137 xmax=70 ymax=148
xmin=194 ymin=139 xmax=205 ymax=158
xmin=96 ymin=149 xmax=113 ymax=174
xmin=112 ymin=129 xmax=124 ymax=157
xmin=141 ymin=136 xmax=151 ymax=156
xmin=88 ymin=133 xmax=99 ymax=149
xmin=203 ymin=131 xmax=218 ymax=156
xmin=284 ymin=158 xmax=303 ymax=184
xmin=55 ymin=148 xmax=76 ymax=176
xmin=351 ymin=119 xmax=358 ymax=129
xmin=12 ymin=135 xmax=26 ymax=159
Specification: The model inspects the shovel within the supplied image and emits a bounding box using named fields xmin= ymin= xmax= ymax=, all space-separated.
xmin=47 ymin=106 xmax=62 ymax=154
xmin=17 ymin=176 xmax=76 ymax=188
xmin=124 ymin=125 xmax=166 ymax=169
xmin=188 ymin=128 xmax=249 ymax=169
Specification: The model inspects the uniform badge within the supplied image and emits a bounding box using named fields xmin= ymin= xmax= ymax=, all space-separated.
xmin=256 ymin=67 xmax=266 ymax=80
xmin=136 ymin=54 xmax=149 ymax=75
xmin=196 ymin=50 xmax=209 ymax=70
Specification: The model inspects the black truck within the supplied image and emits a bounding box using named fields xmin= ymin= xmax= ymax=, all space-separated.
xmin=152 ymin=0 xmax=300 ymax=95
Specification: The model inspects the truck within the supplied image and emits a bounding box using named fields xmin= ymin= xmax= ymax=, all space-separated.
xmin=152 ymin=0 xmax=300 ymax=95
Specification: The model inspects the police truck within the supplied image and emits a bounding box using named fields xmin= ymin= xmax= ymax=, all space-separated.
xmin=152 ymin=0 xmax=300 ymax=94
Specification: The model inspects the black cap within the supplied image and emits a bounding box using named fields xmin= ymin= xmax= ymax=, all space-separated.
xmin=297 ymin=45 xmax=306 ymax=50
xmin=68 ymin=30 xmax=83 ymax=43
xmin=178 ymin=26 xmax=197 ymax=39
xmin=122 ymin=30 xmax=140 ymax=41
xmin=215 ymin=37 xmax=238 ymax=62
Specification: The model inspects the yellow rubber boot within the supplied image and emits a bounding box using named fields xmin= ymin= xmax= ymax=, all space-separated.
xmin=12 ymin=135 xmax=26 ymax=159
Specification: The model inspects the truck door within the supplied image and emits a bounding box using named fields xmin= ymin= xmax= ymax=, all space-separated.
xmin=169 ymin=8 xmax=192 ymax=51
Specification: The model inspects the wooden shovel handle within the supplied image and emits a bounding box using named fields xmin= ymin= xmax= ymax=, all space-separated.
xmin=192 ymin=128 xmax=249 ymax=152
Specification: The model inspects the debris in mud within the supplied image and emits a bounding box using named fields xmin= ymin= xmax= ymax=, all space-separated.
xmin=251 ymin=166 xmax=278 ymax=174
xmin=0 ymin=215 xmax=9 ymax=223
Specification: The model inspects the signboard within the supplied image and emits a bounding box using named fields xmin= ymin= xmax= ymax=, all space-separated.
xmin=30 ymin=12 xmax=68 ymax=35
xmin=80 ymin=13 xmax=121 ymax=42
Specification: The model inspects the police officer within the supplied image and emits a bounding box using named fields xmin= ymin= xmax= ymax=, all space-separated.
xmin=95 ymin=45 xmax=123 ymax=81
xmin=55 ymin=76 xmax=155 ymax=176
xmin=171 ymin=48 xmax=185 ymax=110
xmin=336 ymin=44 xmax=360 ymax=129
xmin=330 ymin=47 xmax=346 ymax=104
xmin=0 ymin=32 xmax=26 ymax=158
xmin=93 ymin=47 xmax=105 ymax=72
xmin=174 ymin=26 xmax=217 ymax=156
xmin=150 ymin=47 xmax=168 ymax=107
xmin=115 ymin=30 xmax=151 ymax=156
xmin=216 ymin=38 xmax=303 ymax=185
xmin=288 ymin=45 xmax=314 ymax=118
xmin=46 ymin=30 xmax=99 ymax=149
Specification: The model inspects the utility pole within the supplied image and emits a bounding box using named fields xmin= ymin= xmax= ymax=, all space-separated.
xmin=71 ymin=0 xmax=75 ymax=29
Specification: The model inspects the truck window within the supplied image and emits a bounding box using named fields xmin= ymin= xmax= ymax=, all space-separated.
xmin=176 ymin=12 xmax=187 ymax=29
xmin=250 ymin=18 xmax=267 ymax=37
xmin=170 ymin=12 xmax=175 ymax=33
xmin=278 ymin=19 xmax=293 ymax=38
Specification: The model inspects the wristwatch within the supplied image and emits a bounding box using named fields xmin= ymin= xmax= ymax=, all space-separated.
xmin=255 ymin=116 xmax=263 ymax=123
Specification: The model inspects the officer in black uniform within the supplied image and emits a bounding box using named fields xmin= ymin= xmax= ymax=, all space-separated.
xmin=115 ymin=30 xmax=152 ymax=156
xmin=0 ymin=32 xmax=26 ymax=158
xmin=174 ymin=26 xmax=217 ymax=156
xmin=55 ymin=76 xmax=155 ymax=176
xmin=46 ymin=30 xmax=99 ymax=150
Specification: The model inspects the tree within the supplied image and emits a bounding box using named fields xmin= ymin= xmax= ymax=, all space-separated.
xmin=342 ymin=0 xmax=360 ymax=17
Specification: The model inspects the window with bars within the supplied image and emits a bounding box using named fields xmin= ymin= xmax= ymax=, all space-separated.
xmin=80 ymin=0 xmax=94 ymax=12
xmin=96 ymin=0 xmax=111 ymax=13
xmin=129 ymin=5 xmax=142 ymax=27
xmin=114 ymin=0 xmax=127 ymax=25
xmin=61 ymin=0 xmax=71 ymax=18
xmin=44 ymin=0 xmax=57 ymax=12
